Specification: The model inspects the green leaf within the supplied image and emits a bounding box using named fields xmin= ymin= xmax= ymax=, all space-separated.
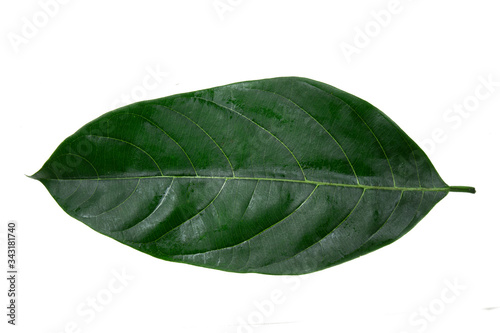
xmin=31 ymin=77 xmax=475 ymax=275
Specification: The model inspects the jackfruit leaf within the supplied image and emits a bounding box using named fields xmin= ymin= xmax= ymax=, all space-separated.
xmin=31 ymin=77 xmax=475 ymax=275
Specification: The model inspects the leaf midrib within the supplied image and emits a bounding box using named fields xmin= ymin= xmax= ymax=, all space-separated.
xmin=39 ymin=175 xmax=453 ymax=192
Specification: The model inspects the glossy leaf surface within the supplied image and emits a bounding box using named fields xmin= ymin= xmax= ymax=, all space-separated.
xmin=32 ymin=77 xmax=474 ymax=275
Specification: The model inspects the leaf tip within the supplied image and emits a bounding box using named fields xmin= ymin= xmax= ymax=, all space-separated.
xmin=27 ymin=168 xmax=45 ymax=181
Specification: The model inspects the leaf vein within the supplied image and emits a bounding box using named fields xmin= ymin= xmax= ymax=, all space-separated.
xmin=331 ymin=190 xmax=404 ymax=265
xmin=247 ymin=87 xmax=360 ymax=185
xmin=258 ymin=188 xmax=366 ymax=269
xmin=192 ymin=96 xmax=308 ymax=181
xmin=143 ymin=179 xmax=227 ymax=244
xmin=91 ymin=179 xmax=141 ymax=219
xmin=86 ymin=135 xmax=164 ymax=176
xmin=178 ymin=185 xmax=319 ymax=257
xmin=121 ymin=112 xmax=198 ymax=176
xmin=302 ymin=81 xmax=397 ymax=187
xmin=116 ymin=178 xmax=175 ymax=232
xmin=154 ymin=104 xmax=235 ymax=177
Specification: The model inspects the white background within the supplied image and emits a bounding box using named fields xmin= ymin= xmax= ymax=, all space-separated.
xmin=1 ymin=0 xmax=499 ymax=332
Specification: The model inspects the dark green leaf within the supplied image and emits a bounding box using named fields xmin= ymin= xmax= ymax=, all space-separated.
xmin=31 ymin=77 xmax=475 ymax=275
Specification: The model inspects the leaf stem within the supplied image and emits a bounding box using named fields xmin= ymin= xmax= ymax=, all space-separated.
xmin=448 ymin=186 xmax=476 ymax=194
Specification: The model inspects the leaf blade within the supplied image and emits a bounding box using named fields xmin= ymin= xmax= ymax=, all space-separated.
xmin=32 ymin=77 xmax=473 ymax=274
